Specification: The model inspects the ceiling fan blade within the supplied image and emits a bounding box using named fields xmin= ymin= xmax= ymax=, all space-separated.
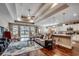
xmin=21 ymin=16 xmax=28 ymax=18
xmin=31 ymin=16 xmax=35 ymax=19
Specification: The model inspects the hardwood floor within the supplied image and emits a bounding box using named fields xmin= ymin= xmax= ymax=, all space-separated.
xmin=39 ymin=45 xmax=72 ymax=56
xmin=40 ymin=43 xmax=79 ymax=56
xmin=15 ymin=42 xmax=79 ymax=56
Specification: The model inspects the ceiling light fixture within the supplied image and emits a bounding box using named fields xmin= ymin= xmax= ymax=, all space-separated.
xmin=27 ymin=9 xmax=31 ymax=19
xmin=27 ymin=16 xmax=31 ymax=19
xmin=21 ymin=9 xmax=35 ymax=23
xmin=17 ymin=17 xmax=21 ymax=21
xmin=29 ymin=19 xmax=34 ymax=23
xmin=27 ymin=9 xmax=35 ymax=21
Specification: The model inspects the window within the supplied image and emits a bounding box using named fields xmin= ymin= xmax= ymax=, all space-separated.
xmin=12 ymin=25 xmax=18 ymax=35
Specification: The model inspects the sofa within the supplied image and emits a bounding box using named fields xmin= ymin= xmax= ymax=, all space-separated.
xmin=34 ymin=38 xmax=53 ymax=49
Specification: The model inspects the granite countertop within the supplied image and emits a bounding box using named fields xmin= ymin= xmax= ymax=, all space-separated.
xmin=2 ymin=40 xmax=42 ymax=56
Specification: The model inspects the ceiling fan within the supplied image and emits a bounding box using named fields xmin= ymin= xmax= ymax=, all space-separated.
xmin=21 ymin=9 xmax=35 ymax=22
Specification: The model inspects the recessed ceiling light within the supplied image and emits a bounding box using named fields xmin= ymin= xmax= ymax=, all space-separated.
xmin=53 ymin=26 xmax=55 ymax=27
xmin=51 ymin=3 xmax=58 ymax=9
xmin=63 ymin=24 xmax=65 ymax=26
xmin=73 ymin=13 xmax=77 ymax=17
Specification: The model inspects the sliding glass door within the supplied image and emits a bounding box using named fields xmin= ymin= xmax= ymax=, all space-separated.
xmin=20 ymin=26 xmax=30 ymax=41
xmin=12 ymin=25 xmax=19 ymax=37
xmin=9 ymin=23 xmax=37 ymax=41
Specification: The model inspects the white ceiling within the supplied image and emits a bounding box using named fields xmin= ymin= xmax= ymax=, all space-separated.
xmin=0 ymin=3 xmax=79 ymax=27
xmin=35 ymin=3 xmax=79 ymax=26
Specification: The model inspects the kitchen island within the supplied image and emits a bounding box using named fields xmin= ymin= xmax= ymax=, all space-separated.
xmin=52 ymin=34 xmax=72 ymax=49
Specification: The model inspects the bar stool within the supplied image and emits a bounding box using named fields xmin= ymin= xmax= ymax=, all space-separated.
xmin=45 ymin=40 xmax=53 ymax=49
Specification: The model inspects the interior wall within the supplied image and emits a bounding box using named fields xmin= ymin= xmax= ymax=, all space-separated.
xmin=0 ymin=19 xmax=9 ymax=29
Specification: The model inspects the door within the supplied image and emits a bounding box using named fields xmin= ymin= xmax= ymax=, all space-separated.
xmin=20 ymin=26 xmax=30 ymax=41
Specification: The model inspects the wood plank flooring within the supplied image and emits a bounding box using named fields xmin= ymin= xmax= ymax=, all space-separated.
xmin=40 ymin=42 xmax=79 ymax=56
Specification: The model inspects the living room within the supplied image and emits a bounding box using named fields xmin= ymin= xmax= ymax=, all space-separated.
xmin=0 ymin=3 xmax=79 ymax=56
